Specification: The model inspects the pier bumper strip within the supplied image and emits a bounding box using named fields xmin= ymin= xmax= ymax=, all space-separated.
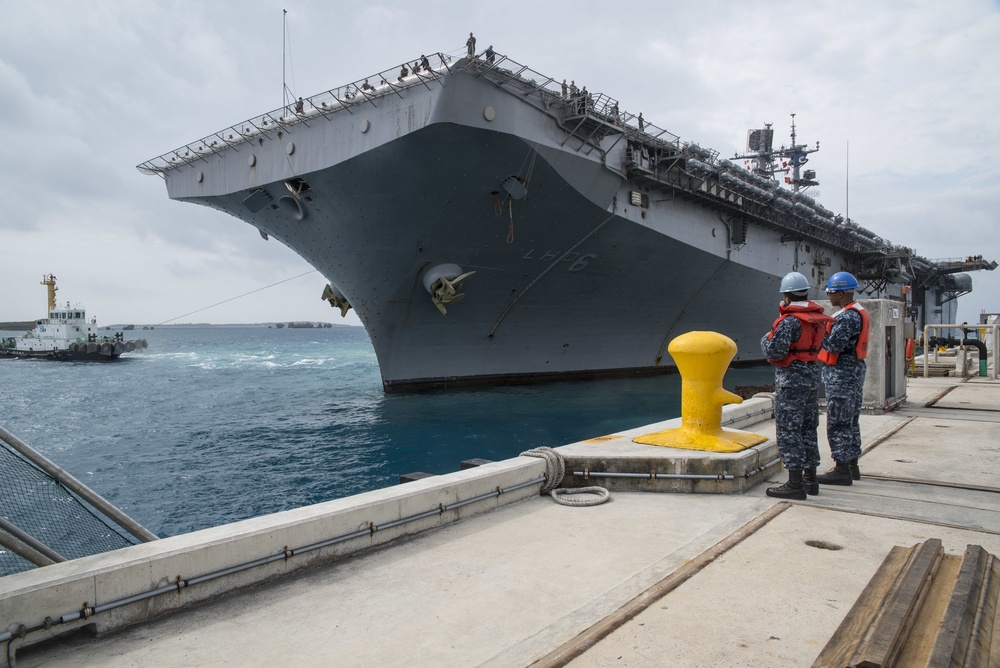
xmin=0 ymin=475 xmax=547 ymax=647
xmin=572 ymin=457 xmax=782 ymax=482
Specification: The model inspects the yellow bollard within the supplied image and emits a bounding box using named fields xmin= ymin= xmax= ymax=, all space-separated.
xmin=633 ymin=331 xmax=766 ymax=452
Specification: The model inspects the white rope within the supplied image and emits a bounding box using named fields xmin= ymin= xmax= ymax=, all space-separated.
xmin=551 ymin=486 xmax=611 ymax=506
xmin=520 ymin=447 xmax=610 ymax=506
xmin=520 ymin=447 xmax=564 ymax=492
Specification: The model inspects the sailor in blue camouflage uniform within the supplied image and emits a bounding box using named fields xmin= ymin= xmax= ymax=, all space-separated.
xmin=816 ymin=272 xmax=870 ymax=486
xmin=760 ymin=272 xmax=833 ymax=500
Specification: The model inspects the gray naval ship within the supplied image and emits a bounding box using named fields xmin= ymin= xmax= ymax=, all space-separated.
xmin=138 ymin=47 xmax=996 ymax=391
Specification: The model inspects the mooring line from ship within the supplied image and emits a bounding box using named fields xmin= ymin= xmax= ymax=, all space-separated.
xmin=496 ymin=140 xmax=541 ymax=245
xmin=654 ymin=258 xmax=731 ymax=365
xmin=156 ymin=270 xmax=317 ymax=325
xmin=0 ymin=473 xmax=548 ymax=653
xmin=489 ymin=212 xmax=616 ymax=338
xmin=507 ymin=198 xmax=515 ymax=243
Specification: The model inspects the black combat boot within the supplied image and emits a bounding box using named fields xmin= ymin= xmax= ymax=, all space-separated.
xmin=766 ymin=469 xmax=807 ymax=500
xmin=803 ymin=467 xmax=819 ymax=496
xmin=849 ymin=458 xmax=861 ymax=481
xmin=816 ymin=461 xmax=853 ymax=486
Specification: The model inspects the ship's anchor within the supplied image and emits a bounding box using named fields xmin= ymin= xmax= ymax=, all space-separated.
xmin=321 ymin=284 xmax=352 ymax=317
xmin=422 ymin=264 xmax=476 ymax=315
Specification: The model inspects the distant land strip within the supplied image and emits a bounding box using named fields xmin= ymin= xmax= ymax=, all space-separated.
xmin=1 ymin=321 xmax=358 ymax=330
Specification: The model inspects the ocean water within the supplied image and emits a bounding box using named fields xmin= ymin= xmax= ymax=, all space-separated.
xmin=0 ymin=325 xmax=773 ymax=538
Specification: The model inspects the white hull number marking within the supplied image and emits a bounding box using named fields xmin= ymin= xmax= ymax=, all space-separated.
xmin=521 ymin=249 xmax=597 ymax=272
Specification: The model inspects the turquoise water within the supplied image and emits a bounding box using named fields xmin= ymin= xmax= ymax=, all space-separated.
xmin=0 ymin=325 xmax=773 ymax=537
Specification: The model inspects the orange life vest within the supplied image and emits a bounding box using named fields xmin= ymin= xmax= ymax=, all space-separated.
xmin=817 ymin=301 xmax=870 ymax=365
xmin=766 ymin=302 xmax=833 ymax=367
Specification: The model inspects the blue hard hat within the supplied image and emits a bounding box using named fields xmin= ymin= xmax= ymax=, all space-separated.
xmin=778 ymin=271 xmax=810 ymax=293
xmin=826 ymin=271 xmax=860 ymax=292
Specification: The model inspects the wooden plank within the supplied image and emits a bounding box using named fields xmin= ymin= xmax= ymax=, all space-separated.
xmin=966 ymin=553 xmax=998 ymax=667
xmin=812 ymin=545 xmax=913 ymax=668
xmin=930 ymin=545 xmax=989 ymax=666
xmin=929 ymin=545 xmax=1000 ymax=667
xmin=990 ymin=555 xmax=1000 ymax=668
xmin=849 ymin=538 xmax=943 ymax=667
xmin=891 ymin=554 xmax=961 ymax=666
xmin=819 ymin=541 xmax=1000 ymax=668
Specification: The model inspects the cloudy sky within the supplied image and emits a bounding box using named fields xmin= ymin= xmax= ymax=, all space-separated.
xmin=2 ymin=0 xmax=998 ymax=327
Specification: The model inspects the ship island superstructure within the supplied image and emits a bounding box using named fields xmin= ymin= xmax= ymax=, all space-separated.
xmin=138 ymin=49 xmax=996 ymax=391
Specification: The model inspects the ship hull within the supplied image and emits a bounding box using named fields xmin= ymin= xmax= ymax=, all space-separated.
xmin=147 ymin=56 xmax=961 ymax=391
xmin=0 ymin=349 xmax=122 ymax=361
xmin=190 ymin=125 xmax=782 ymax=391
xmin=2 ymin=334 xmax=145 ymax=363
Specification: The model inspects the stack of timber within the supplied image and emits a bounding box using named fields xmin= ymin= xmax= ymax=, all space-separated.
xmin=813 ymin=538 xmax=1000 ymax=667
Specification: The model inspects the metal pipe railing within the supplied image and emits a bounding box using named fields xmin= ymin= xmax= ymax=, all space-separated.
xmin=922 ymin=324 xmax=999 ymax=379
xmin=572 ymin=457 xmax=782 ymax=482
xmin=0 ymin=424 xmax=159 ymax=543
xmin=0 ymin=517 xmax=65 ymax=567
xmin=0 ymin=474 xmax=546 ymax=650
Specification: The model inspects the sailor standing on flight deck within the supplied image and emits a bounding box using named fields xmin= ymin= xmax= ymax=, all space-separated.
xmin=760 ymin=272 xmax=833 ymax=499
xmin=816 ymin=272 xmax=870 ymax=485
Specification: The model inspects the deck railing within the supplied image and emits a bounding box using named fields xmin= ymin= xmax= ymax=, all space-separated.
xmin=134 ymin=48 xmax=966 ymax=287
xmin=136 ymin=48 xmax=683 ymax=175
xmin=136 ymin=51 xmax=460 ymax=175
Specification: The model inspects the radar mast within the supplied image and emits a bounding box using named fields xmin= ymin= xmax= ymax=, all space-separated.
xmin=734 ymin=114 xmax=820 ymax=193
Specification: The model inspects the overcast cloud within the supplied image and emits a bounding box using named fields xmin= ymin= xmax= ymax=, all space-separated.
xmin=1 ymin=0 xmax=998 ymax=327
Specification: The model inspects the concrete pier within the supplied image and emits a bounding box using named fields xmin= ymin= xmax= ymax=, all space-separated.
xmin=2 ymin=374 xmax=999 ymax=667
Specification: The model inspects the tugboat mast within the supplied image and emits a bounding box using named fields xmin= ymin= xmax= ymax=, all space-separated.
xmin=734 ymin=114 xmax=821 ymax=193
xmin=41 ymin=274 xmax=58 ymax=313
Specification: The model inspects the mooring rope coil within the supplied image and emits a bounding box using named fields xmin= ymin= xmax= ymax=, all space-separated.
xmin=550 ymin=486 xmax=611 ymax=506
xmin=519 ymin=447 xmax=609 ymax=506
xmin=520 ymin=447 xmax=565 ymax=492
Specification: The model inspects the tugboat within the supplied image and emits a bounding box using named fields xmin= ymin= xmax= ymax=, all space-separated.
xmin=0 ymin=274 xmax=148 ymax=361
